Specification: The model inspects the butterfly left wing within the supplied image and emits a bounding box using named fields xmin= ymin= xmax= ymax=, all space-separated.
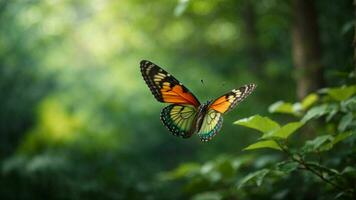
xmin=209 ymin=84 xmax=256 ymax=114
xmin=197 ymin=109 xmax=223 ymax=142
xmin=140 ymin=60 xmax=200 ymax=106
xmin=160 ymin=104 xmax=197 ymax=138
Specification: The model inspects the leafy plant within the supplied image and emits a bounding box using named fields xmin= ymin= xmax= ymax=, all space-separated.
xmin=162 ymin=85 xmax=356 ymax=199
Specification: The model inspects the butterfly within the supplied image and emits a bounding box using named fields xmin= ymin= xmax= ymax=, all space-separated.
xmin=140 ymin=60 xmax=256 ymax=142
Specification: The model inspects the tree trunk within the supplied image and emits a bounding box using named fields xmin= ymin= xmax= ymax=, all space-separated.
xmin=291 ymin=0 xmax=323 ymax=99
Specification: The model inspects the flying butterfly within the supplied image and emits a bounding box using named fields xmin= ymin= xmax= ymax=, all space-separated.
xmin=140 ymin=60 xmax=256 ymax=142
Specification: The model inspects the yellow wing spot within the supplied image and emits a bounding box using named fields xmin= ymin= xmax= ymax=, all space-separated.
xmin=181 ymin=106 xmax=190 ymax=112
xmin=154 ymin=75 xmax=165 ymax=80
xmin=146 ymin=65 xmax=154 ymax=73
xmin=234 ymin=90 xmax=242 ymax=97
xmin=171 ymin=106 xmax=182 ymax=112
xmin=154 ymin=78 xmax=163 ymax=84
xmin=210 ymin=112 xmax=216 ymax=118
xmin=228 ymin=95 xmax=235 ymax=103
xmin=162 ymin=85 xmax=170 ymax=90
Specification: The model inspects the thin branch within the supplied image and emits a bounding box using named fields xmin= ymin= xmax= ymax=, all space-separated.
xmin=275 ymin=140 xmax=355 ymax=196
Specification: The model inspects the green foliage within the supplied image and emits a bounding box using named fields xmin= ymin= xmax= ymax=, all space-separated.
xmin=269 ymin=93 xmax=319 ymax=116
xmin=0 ymin=0 xmax=354 ymax=199
xmin=261 ymin=122 xmax=304 ymax=139
xmin=338 ymin=113 xmax=353 ymax=132
xmin=164 ymin=84 xmax=356 ymax=199
xmin=234 ymin=115 xmax=280 ymax=134
xmin=268 ymin=101 xmax=296 ymax=115
xmin=174 ymin=0 xmax=190 ymax=17
xmin=160 ymin=163 xmax=200 ymax=180
xmin=238 ymin=85 xmax=356 ymax=198
xmin=243 ymin=140 xmax=281 ymax=151
xmin=302 ymin=131 xmax=355 ymax=153
xmin=237 ymin=169 xmax=270 ymax=188
xmin=302 ymin=135 xmax=335 ymax=153
xmin=324 ymin=85 xmax=356 ymax=101
xmin=302 ymin=104 xmax=336 ymax=122
xmin=235 ymin=115 xmax=304 ymax=151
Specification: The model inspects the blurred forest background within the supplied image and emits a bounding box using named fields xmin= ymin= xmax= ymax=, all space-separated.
xmin=0 ymin=0 xmax=355 ymax=199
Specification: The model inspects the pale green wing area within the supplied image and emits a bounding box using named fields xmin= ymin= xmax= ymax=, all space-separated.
xmin=160 ymin=104 xmax=197 ymax=138
xmin=198 ymin=109 xmax=223 ymax=142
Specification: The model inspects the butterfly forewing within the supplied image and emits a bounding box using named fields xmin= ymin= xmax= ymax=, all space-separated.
xmin=140 ymin=60 xmax=256 ymax=142
xmin=209 ymin=84 xmax=256 ymax=114
xmin=198 ymin=109 xmax=223 ymax=142
xmin=160 ymin=104 xmax=197 ymax=138
xmin=140 ymin=60 xmax=200 ymax=106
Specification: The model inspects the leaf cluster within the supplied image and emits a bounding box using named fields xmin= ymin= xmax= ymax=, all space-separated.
xmin=163 ymin=85 xmax=356 ymax=199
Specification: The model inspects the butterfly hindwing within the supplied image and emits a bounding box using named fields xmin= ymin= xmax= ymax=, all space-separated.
xmin=198 ymin=109 xmax=223 ymax=142
xmin=140 ymin=60 xmax=200 ymax=106
xmin=209 ymin=84 xmax=256 ymax=114
xmin=160 ymin=104 xmax=197 ymax=138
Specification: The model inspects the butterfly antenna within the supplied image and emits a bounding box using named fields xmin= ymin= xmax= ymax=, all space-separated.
xmin=220 ymin=82 xmax=228 ymax=92
xmin=212 ymin=81 xmax=228 ymax=101
xmin=200 ymin=79 xmax=208 ymax=102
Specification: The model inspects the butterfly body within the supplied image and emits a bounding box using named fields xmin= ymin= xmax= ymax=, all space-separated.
xmin=195 ymin=101 xmax=212 ymax=133
xmin=140 ymin=60 xmax=256 ymax=142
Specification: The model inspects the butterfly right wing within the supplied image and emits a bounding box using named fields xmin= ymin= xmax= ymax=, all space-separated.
xmin=160 ymin=104 xmax=197 ymax=138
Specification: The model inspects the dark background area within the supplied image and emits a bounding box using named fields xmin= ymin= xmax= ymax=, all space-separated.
xmin=0 ymin=0 xmax=354 ymax=199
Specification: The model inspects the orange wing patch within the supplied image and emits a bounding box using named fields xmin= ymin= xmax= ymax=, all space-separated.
xmin=209 ymin=96 xmax=235 ymax=113
xmin=161 ymin=85 xmax=199 ymax=106
xmin=209 ymin=84 xmax=256 ymax=113
xmin=140 ymin=60 xmax=200 ymax=107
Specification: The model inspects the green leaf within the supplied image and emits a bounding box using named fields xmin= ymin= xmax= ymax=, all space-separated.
xmin=268 ymin=94 xmax=318 ymax=116
xmin=326 ymin=105 xmax=339 ymax=122
xmin=314 ymin=132 xmax=354 ymax=152
xmin=341 ymin=166 xmax=356 ymax=176
xmin=192 ymin=192 xmax=222 ymax=200
xmin=340 ymin=166 xmax=356 ymax=184
xmin=334 ymin=192 xmax=346 ymax=199
xmin=234 ymin=115 xmax=280 ymax=134
xmin=159 ymin=163 xmax=200 ymax=180
xmin=272 ymin=189 xmax=289 ymax=200
xmin=305 ymin=161 xmax=340 ymax=176
xmin=276 ymin=161 xmax=299 ymax=174
xmin=332 ymin=131 xmax=354 ymax=145
xmin=268 ymin=101 xmax=295 ymax=115
xmin=326 ymin=85 xmax=356 ymax=101
xmin=243 ymin=140 xmax=282 ymax=151
xmin=338 ymin=113 xmax=353 ymax=132
xmin=262 ymin=122 xmax=304 ymax=139
xmin=302 ymin=135 xmax=334 ymax=153
xmin=174 ymin=0 xmax=190 ymax=16
xmin=340 ymin=96 xmax=356 ymax=111
xmin=253 ymin=155 xmax=280 ymax=168
xmin=301 ymin=104 xmax=332 ymax=123
xmin=238 ymin=169 xmax=270 ymax=188
xmin=301 ymin=93 xmax=319 ymax=110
